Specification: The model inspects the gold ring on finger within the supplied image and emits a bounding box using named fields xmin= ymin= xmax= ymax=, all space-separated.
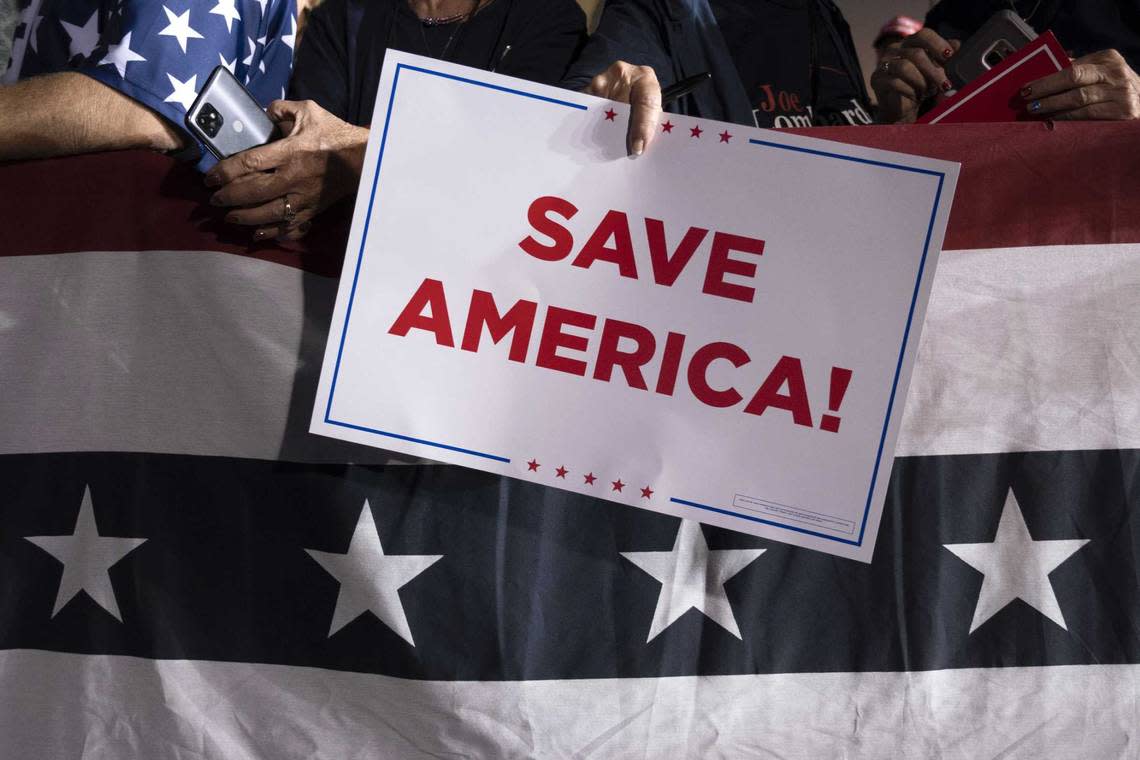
xmin=282 ymin=196 xmax=297 ymax=224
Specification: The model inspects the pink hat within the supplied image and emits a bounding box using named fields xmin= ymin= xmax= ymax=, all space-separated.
xmin=874 ymin=15 xmax=923 ymax=46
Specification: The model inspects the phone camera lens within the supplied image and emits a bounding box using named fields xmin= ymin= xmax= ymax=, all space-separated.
xmin=196 ymin=104 xmax=223 ymax=138
xmin=983 ymin=40 xmax=1015 ymax=70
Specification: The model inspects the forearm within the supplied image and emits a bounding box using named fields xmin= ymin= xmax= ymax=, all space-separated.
xmin=0 ymin=72 xmax=184 ymax=161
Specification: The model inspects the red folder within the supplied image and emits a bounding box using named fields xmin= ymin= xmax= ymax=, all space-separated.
xmin=918 ymin=31 xmax=1070 ymax=124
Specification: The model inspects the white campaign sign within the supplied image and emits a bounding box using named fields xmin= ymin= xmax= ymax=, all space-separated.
xmin=311 ymin=52 xmax=959 ymax=562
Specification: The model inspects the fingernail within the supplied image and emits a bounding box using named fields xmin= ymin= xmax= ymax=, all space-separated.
xmin=209 ymin=194 xmax=223 ymax=206
xmin=254 ymin=230 xmax=268 ymax=241
xmin=941 ymin=80 xmax=952 ymax=92
xmin=943 ymin=47 xmax=954 ymax=59
xmin=1029 ymin=100 xmax=1041 ymax=113
xmin=1020 ymin=86 xmax=1032 ymax=98
xmin=204 ymin=174 xmax=220 ymax=187
xmin=225 ymin=213 xmax=238 ymax=223
xmin=630 ymin=138 xmax=645 ymax=157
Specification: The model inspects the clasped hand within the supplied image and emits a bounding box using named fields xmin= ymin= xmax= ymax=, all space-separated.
xmin=872 ymin=28 xmax=1140 ymax=123
xmin=205 ymin=99 xmax=368 ymax=241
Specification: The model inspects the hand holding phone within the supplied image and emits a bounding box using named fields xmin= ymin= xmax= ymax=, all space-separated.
xmin=946 ymin=10 xmax=1037 ymax=88
xmin=186 ymin=66 xmax=276 ymax=160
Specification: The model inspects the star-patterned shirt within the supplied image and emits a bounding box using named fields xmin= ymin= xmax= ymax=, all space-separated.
xmin=2 ymin=0 xmax=297 ymax=170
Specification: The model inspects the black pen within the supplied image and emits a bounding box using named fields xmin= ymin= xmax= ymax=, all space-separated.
xmin=661 ymin=72 xmax=711 ymax=104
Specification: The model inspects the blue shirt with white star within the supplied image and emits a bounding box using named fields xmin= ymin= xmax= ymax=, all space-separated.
xmin=3 ymin=0 xmax=297 ymax=171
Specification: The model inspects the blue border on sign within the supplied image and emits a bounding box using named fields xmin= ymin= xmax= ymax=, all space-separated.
xmin=324 ymin=61 xmax=947 ymax=544
xmin=671 ymin=139 xmax=946 ymax=546
xmin=323 ymin=63 xmax=587 ymax=464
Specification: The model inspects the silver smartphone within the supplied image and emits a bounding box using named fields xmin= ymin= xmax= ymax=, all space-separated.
xmin=185 ymin=66 xmax=276 ymax=160
xmin=946 ymin=10 xmax=1038 ymax=88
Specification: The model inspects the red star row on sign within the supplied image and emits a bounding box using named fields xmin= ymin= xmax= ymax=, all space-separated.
xmin=604 ymin=111 xmax=731 ymax=143
xmin=524 ymin=460 xmax=653 ymax=499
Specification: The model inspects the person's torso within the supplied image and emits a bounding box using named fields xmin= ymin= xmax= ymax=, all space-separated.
xmin=707 ymin=0 xmax=870 ymax=128
xmin=344 ymin=0 xmax=513 ymax=124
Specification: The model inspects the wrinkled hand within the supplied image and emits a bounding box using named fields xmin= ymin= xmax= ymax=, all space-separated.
xmin=871 ymin=28 xmax=961 ymax=124
xmin=1022 ymin=49 xmax=1140 ymax=120
xmin=585 ymin=61 xmax=662 ymax=156
xmin=205 ymin=99 xmax=368 ymax=241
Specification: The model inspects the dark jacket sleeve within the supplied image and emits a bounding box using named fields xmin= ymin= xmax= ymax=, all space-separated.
xmin=497 ymin=0 xmax=588 ymax=85
xmin=288 ymin=0 xmax=351 ymax=120
xmin=560 ymin=0 xmax=675 ymax=91
xmin=924 ymin=1 xmax=992 ymax=42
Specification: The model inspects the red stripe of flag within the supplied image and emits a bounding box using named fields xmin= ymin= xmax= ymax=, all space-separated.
xmin=2 ymin=122 xmax=1138 ymax=272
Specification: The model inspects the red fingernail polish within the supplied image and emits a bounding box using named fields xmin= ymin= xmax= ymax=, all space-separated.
xmin=941 ymin=80 xmax=952 ymax=91
xmin=1020 ymin=86 xmax=1032 ymax=97
xmin=943 ymin=48 xmax=954 ymax=58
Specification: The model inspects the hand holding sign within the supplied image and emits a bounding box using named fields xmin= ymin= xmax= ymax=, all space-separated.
xmin=583 ymin=61 xmax=663 ymax=156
